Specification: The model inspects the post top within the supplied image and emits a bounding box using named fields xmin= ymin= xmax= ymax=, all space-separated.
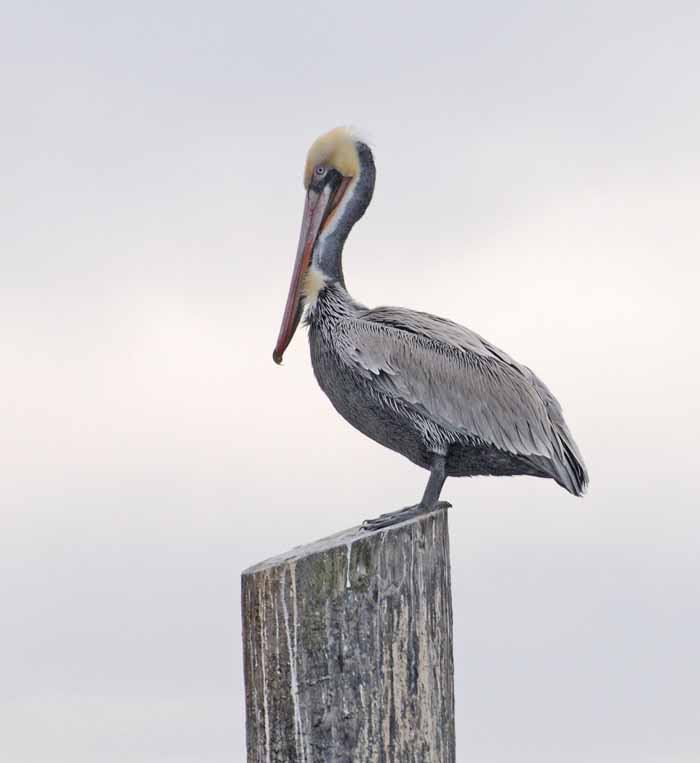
xmin=241 ymin=506 xmax=449 ymax=577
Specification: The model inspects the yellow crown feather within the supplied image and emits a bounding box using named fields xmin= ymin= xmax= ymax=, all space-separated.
xmin=304 ymin=127 xmax=360 ymax=188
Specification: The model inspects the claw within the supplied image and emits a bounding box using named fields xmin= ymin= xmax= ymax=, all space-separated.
xmin=360 ymin=501 xmax=451 ymax=532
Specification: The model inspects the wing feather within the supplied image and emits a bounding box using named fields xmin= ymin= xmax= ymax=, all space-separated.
xmin=337 ymin=305 xmax=588 ymax=493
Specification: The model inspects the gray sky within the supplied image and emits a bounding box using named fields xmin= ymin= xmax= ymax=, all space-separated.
xmin=2 ymin=1 xmax=699 ymax=761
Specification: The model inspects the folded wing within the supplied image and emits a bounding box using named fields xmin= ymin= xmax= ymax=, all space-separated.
xmin=338 ymin=305 xmax=588 ymax=495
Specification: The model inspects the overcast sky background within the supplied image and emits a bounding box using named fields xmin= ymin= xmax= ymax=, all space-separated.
xmin=2 ymin=1 xmax=699 ymax=761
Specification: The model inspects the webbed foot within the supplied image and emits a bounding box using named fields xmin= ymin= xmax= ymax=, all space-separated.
xmin=360 ymin=501 xmax=451 ymax=532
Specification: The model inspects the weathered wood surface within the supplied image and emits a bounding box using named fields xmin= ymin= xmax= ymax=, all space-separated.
xmin=241 ymin=507 xmax=455 ymax=763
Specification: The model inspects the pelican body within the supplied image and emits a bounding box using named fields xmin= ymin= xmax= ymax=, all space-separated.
xmin=274 ymin=128 xmax=588 ymax=528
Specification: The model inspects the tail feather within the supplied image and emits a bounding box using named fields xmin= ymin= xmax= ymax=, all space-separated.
xmin=550 ymin=420 xmax=589 ymax=496
xmin=525 ymin=369 xmax=589 ymax=496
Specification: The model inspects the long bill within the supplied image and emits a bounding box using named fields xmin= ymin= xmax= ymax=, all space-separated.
xmin=272 ymin=184 xmax=334 ymax=364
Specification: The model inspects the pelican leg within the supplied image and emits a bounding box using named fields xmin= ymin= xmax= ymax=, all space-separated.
xmin=361 ymin=453 xmax=451 ymax=531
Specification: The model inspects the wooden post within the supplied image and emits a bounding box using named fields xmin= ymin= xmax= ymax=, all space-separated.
xmin=241 ymin=508 xmax=455 ymax=762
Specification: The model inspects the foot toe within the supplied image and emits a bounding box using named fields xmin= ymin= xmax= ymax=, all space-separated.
xmin=361 ymin=504 xmax=423 ymax=531
xmin=361 ymin=499 xmax=452 ymax=531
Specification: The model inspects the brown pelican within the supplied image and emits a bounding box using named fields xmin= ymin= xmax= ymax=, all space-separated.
xmin=273 ymin=127 xmax=588 ymax=530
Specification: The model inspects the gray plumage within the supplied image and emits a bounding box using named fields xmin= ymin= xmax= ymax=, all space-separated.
xmin=308 ymin=286 xmax=588 ymax=497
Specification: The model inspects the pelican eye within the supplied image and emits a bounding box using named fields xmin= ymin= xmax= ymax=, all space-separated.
xmin=315 ymin=165 xmax=326 ymax=176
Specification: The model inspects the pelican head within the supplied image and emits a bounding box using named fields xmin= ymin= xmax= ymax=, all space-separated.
xmin=273 ymin=127 xmax=375 ymax=364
